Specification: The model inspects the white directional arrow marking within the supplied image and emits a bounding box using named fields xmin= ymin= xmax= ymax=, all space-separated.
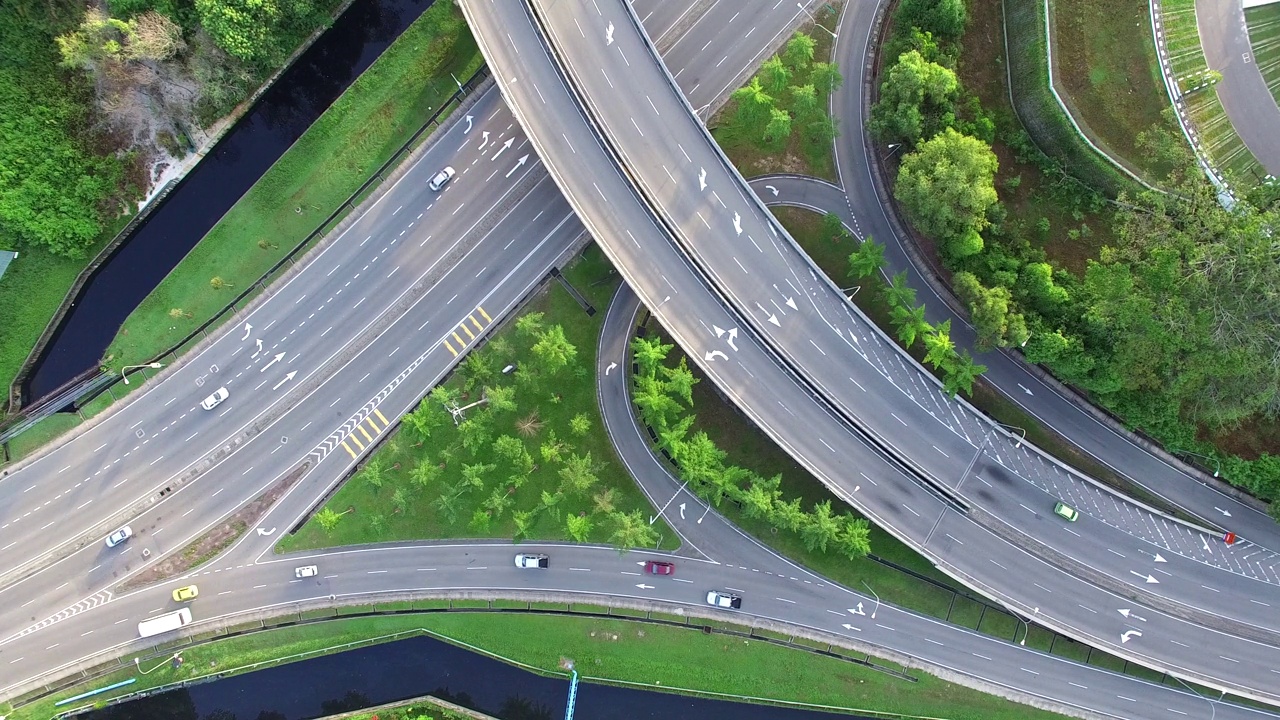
xmin=699 ymin=167 xmax=707 ymax=191
xmin=1154 ymin=553 xmax=1167 ymax=563
xmin=848 ymin=605 xmax=865 ymax=616
xmin=704 ymin=350 xmax=729 ymax=362
xmin=252 ymin=338 xmax=264 ymax=358
xmin=1129 ymin=571 xmax=1160 ymax=584
xmin=272 ymin=370 xmax=297 ymax=391
xmin=491 ymin=137 xmax=514 ymax=161
xmin=726 ymin=328 xmax=738 ymax=351
xmin=732 ymin=212 xmax=743 ymax=236
xmin=785 ymin=297 xmax=797 ymax=310
xmin=505 ymin=154 xmax=529 ymax=178
xmin=1017 ymin=383 xmax=1034 ymax=395
xmin=1118 ymin=608 xmax=1147 ymax=622
xmin=1120 ymin=630 xmax=1143 ymax=643
xmin=767 ymin=314 xmax=780 ymax=327
xmin=1214 ymin=506 xmax=1232 ymax=517
xmin=464 ymin=114 xmax=474 ymax=134
xmin=259 ymin=352 xmax=285 ymax=373
xmin=256 ymin=527 xmax=277 ymax=536
xmin=605 ymin=362 xmax=617 ymax=375
xmin=765 ymin=184 xmax=778 ymax=196
xmin=713 ymin=325 xmax=726 ymax=338
xmin=479 ymin=130 xmax=491 ymax=150
xmin=679 ymin=502 xmax=686 ymax=520
xmin=242 ymin=322 xmax=253 ymax=340
xmin=841 ymin=623 xmax=861 ymax=631
xmin=635 ymin=583 xmax=654 ymax=590
xmin=605 ymin=21 xmax=615 ymax=45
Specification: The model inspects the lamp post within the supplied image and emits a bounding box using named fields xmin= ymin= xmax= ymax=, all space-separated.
xmin=860 ymin=581 xmax=879 ymax=618
xmin=121 ymin=362 xmax=163 ymax=385
xmin=796 ymin=3 xmax=837 ymax=39
xmin=134 ymin=653 xmax=181 ymax=674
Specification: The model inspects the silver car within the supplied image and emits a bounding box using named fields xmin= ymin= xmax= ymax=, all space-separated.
xmin=706 ymin=590 xmax=742 ymax=609
xmin=428 ymin=166 xmax=456 ymax=192
xmin=514 ymin=553 xmax=549 ymax=569
xmin=200 ymin=386 xmax=229 ymax=410
xmin=295 ymin=565 xmax=318 ymax=578
xmin=105 ymin=526 xmax=133 ymax=548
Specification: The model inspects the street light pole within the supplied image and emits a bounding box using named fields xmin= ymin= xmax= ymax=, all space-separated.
xmin=121 ymin=362 xmax=164 ymax=385
xmin=134 ymin=653 xmax=181 ymax=674
xmin=1172 ymin=449 xmax=1221 ymax=478
xmin=860 ymin=580 xmax=879 ymax=618
xmin=796 ymin=3 xmax=837 ymax=39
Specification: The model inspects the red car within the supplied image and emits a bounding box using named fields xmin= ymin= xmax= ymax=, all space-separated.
xmin=643 ymin=560 xmax=675 ymax=576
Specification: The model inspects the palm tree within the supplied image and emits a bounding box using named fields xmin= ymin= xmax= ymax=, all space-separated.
xmin=800 ymin=500 xmax=840 ymax=553
xmin=361 ymin=459 xmax=386 ymax=490
xmin=631 ymin=336 xmax=673 ymax=380
xmin=566 ymin=513 xmax=594 ymax=543
xmin=483 ymin=487 xmax=515 ymax=520
xmin=409 ymin=459 xmax=441 ymax=489
xmin=884 ymin=271 xmax=917 ymax=311
xmin=730 ymin=77 xmax=774 ymax=127
xmin=608 ymin=510 xmax=659 ymax=552
xmin=592 ymin=487 xmax=618 ymax=515
xmin=847 ymin=237 xmax=886 ymax=279
xmin=891 ymin=303 xmax=932 ymax=349
xmin=923 ymin=320 xmax=958 ymax=372
xmin=944 ymin=350 xmax=987 ymax=398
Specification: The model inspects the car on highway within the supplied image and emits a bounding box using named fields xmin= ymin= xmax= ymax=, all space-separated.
xmin=1053 ymin=501 xmax=1079 ymax=522
xmin=295 ymin=565 xmax=318 ymax=578
xmin=643 ymin=560 xmax=674 ymax=575
xmin=200 ymin=386 xmax=229 ymax=410
xmin=706 ymin=590 xmax=741 ymax=609
xmin=427 ymin=166 xmax=455 ymax=192
xmin=514 ymin=553 xmax=549 ymax=569
xmin=172 ymin=585 xmax=198 ymax=602
xmin=105 ymin=525 xmax=133 ymax=548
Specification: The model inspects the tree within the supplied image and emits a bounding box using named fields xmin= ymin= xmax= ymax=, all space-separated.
xmin=512 ymin=509 xmax=536 ymax=540
xmin=566 ymin=513 xmax=594 ymax=542
xmin=895 ymin=128 xmax=998 ymax=241
xmin=847 ymin=237 xmax=886 ymax=279
xmin=944 ymin=227 xmax=984 ymax=264
xmin=461 ymin=351 xmax=496 ymax=391
xmin=469 ymin=508 xmax=492 ymax=534
xmin=569 ymin=413 xmax=592 ymax=436
xmin=540 ymin=429 xmax=567 ymax=464
xmin=741 ymin=481 xmax=779 ymax=519
xmin=769 ymin=496 xmax=808 ymax=533
xmin=891 ymin=303 xmax=932 ymax=349
xmin=954 ymin=271 xmax=1016 ymax=350
xmin=760 ymin=55 xmax=791 ymax=95
xmin=559 ymin=452 xmax=600 ymax=496
xmin=659 ymin=356 xmax=698 ymax=407
xmin=632 ymin=336 xmax=673 ymax=379
xmin=657 ymin=414 xmax=695 ymax=454
xmin=483 ymin=487 xmax=515 ymax=520
xmin=897 ymin=0 xmax=967 ymax=42
xmin=410 ymin=459 xmax=441 ymax=490
xmin=1016 ymin=262 xmax=1070 ymax=316
xmin=803 ymin=114 xmax=839 ymax=149
xmin=943 ymin=350 xmax=987 ymax=398
xmin=209 ymin=276 xmax=232 ymax=290
xmin=432 ymin=489 xmax=465 ymax=525
xmin=515 ymin=311 xmax=544 ymax=339
xmin=809 ymin=62 xmax=843 ymax=96
xmin=730 ymin=77 xmax=775 ymax=128
xmin=923 ymin=319 xmax=958 ymax=372
xmin=516 ymin=411 xmax=544 ymax=437
xmin=884 ymin=271 xmax=918 ymax=311
xmin=790 ymin=83 xmax=819 ymax=120
xmin=361 ymin=459 xmax=386 ymax=490
xmin=531 ymin=325 xmax=578 ymax=374
xmin=801 ymin=500 xmax=840 ymax=553
xmin=868 ymin=50 xmax=958 ymax=146
xmin=608 ymin=510 xmax=659 ymax=551
xmin=634 ymin=374 xmax=683 ymax=431
xmin=592 ymin=487 xmax=618 ymax=514
xmin=391 ymin=488 xmax=408 ymax=514
xmin=783 ymin=33 xmax=816 ymax=69
xmin=763 ymin=107 xmax=792 ymax=145
xmin=493 ymin=435 xmax=534 ymax=474
xmin=483 ymin=384 xmax=517 ymax=413
xmin=462 ymin=461 xmax=496 ymax=491
xmin=369 ymin=514 xmax=387 ymax=535
xmin=821 ymin=212 xmax=846 ymax=242
xmin=316 ymin=507 xmax=342 ymax=533
xmin=403 ymin=396 xmax=447 ymax=442
xmin=458 ymin=413 xmax=493 ymax=454
xmin=833 ymin=514 xmax=872 ymax=559
xmin=430 ymin=385 xmax=461 ymax=409
xmin=672 ymin=431 xmax=727 ymax=494
xmin=195 ymin=0 xmax=281 ymax=61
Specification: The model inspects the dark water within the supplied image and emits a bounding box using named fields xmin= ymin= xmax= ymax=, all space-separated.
xmin=25 ymin=0 xmax=437 ymax=401
xmin=80 ymin=635 xmax=871 ymax=720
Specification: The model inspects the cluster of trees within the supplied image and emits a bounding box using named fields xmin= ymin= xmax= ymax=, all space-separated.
xmin=315 ymin=311 xmax=662 ymax=551
xmin=727 ymin=32 xmax=842 ymax=153
xmin=632 ymin=334 xmax=872 ymax=559
xmin=873 ymin=0 xmax=1280 ymax=506
xmin=845 ymin=232 xmax=987 ymax=397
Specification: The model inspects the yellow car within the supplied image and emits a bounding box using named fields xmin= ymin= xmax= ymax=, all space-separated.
xmin=172 ymin=585 xmax=199 ymax=602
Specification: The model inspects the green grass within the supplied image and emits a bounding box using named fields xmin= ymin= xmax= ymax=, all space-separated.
xmin=1247 ymin=5 xmax=1280 ymax=111
xmin=7 ymin=612 xmax=1077 ymax=720
xmin=341 ymin=700 xmax=471 ymax=720
xmin=2 ymin=413 xmax=82 ymax=464
xmin=102 ymin=3 xmax=483 ymax=370
xmin=279 ymin=246 xmax=675 ymax=550
xmin=1158 ymin=0 xmax=1267 ymax=185
xmin=709 ymin=8 xmax=840 ymax=181
xmin=1050 ymin=0 xmax=1181 ymax=182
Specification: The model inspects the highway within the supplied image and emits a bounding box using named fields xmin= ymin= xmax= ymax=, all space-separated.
xmin=3 ymin=0 xmax=1280 ymax=717
xmin=1196 ymin=0 xmax=1280 ymax=174
xmin=470 ymin=0 xmax=1280 ymax=701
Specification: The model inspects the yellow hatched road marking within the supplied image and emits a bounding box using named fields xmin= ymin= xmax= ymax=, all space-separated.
xmin=461 ymin=324 xmax=476 ymax=340
xmin=374 ymin=408 xmax=389 ymax=425
xmin=478 ymin=306 xmax=492 ymax=322
xmin=341 ymin=441 xmax=357 ymax=459
xmin=444 ymin=339 xmax=458 ymax=356
xmin=358 ymin=425 xmax=373 ymax=442
xmin=350 ymin=434 xmax=365 ymax=451
xmin=470 ymin=316 xmax=484 ymax=332
xmin=364 ymin=416 xmax=381 ymax=434
xmin=452 ymin=331 xmax=465 ymax=347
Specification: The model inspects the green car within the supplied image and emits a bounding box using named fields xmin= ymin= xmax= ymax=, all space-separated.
xmin=1053 ymin=502 xmax=1079 ymax=522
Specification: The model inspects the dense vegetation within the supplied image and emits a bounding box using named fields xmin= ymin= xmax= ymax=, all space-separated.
xmin=873 ymin=0 xmax=1280 ymax=508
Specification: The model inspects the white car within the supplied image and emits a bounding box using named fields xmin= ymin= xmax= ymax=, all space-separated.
xmin=514 ymin=553 xmax=549 ymax=569
xmin=427 ymin=166 xmax=456 ymax=192
xmin=706 ymin=590 xmax=742 ymax=609
xmin=200 ymin=386 xmax=229 ymax=410
xmin=105 ymin=526 xmax=133 ymax=548
xmin=295 ymin=565 xmax=318 ymax=578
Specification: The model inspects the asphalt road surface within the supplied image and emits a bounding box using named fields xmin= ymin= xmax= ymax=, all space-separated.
xmin=1197 ymin=0 xmax=1280 ymax=174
